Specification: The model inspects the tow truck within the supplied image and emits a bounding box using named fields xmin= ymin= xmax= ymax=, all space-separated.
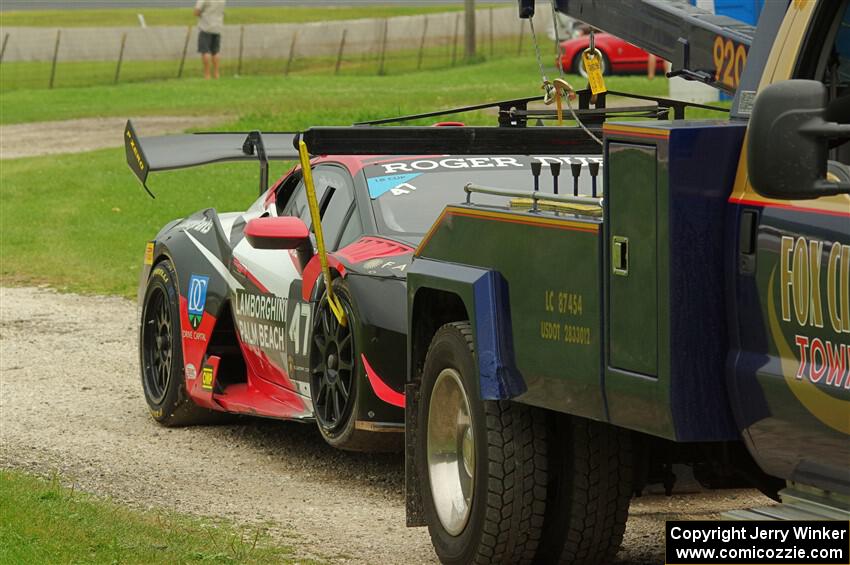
xmin=299 ymin=0 xmax=849 ymax=562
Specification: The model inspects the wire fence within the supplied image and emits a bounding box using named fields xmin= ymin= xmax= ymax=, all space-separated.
xmin=0 ymin=8 xmax=558 ymax=91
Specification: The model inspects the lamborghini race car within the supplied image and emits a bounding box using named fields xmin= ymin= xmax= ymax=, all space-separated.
xmin=125 ymin=121 xmax=602 ymax=451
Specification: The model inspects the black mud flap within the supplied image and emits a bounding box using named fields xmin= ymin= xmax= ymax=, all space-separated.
xmin=405 ymin=381 xmax=425 ymax=527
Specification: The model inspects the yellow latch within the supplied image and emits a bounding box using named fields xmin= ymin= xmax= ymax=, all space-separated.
xmin=542 ymin=78 xmax=576 ymax=126
xmin=298 ymin=140 xmax=347 ymax=327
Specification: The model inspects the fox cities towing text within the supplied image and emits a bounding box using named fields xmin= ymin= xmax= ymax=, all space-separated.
xmin=781 ymin=236 xmax=850 ymax=389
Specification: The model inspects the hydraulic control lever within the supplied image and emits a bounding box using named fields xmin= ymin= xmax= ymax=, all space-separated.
xmin=531 ymin=161 xmax=542 ymax=192
xmin=571 ymin=162 xmax=582 ymax=196
xmin=589 ymin=161 xmax=600 ymax=197
xmin=549 ymin=161 xmax=561 ymax=195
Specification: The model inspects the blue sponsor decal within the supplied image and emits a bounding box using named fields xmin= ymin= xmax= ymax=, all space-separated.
xmin=366 ymin=173 xmax=422 ymax=198
xmin=187 ymin=274 xmax=209 ymax=329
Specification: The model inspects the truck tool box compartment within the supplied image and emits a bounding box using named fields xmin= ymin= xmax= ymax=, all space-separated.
xmin=603 ymin=120 xmax=747 ymax=441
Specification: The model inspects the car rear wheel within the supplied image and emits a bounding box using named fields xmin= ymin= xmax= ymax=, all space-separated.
xmin=310 ymin=278 xmax=401 ymax=452
xmin=140 ymin=260 xmax=222 ymax=426
xmin=418 ymin=322 xmax=548 ymax=564
xmin=573 ymin=50 xmax=609 ymax=77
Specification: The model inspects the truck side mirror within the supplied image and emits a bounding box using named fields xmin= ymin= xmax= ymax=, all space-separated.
xmin=245 ymin=216 xmax=314 ymax=268
xmin=748 ymin=80 xmax=850 ymax=199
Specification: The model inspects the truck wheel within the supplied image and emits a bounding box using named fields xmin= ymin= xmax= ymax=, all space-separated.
xmin=418 ymin=322 xmax=547 ymax=564
xmin=140 ymin=260 xmax=224 ymax=426
xmin=536 ymin=416 xmax=633 ymax=565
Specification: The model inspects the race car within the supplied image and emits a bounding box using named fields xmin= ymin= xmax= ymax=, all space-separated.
xmin=124 ymin=120 xmax=604 ymax=451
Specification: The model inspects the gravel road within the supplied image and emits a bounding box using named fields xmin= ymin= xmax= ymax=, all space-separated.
xmin=0 ymin=285 xmax=774 ymax=564
xmin=0 ymin=116 xmax=230 ymax=160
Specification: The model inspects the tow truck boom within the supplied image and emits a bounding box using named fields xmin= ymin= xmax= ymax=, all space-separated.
xmin=521 ymin=0 xmax=757 ymax=93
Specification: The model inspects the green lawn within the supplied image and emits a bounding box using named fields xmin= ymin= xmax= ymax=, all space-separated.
xmin=0 ymin=33 xmax=550 ymax=92
xmin=0 ymin=37 xmax=511 ymax=92
xmin=0 ymin=5 xmax=490 ymax=27
xmin=0 ymin=147 xmax=275 ymax=296
xmin=0 ymin=470 xmax=310 ymax=564
xmin=0 ymin=56 xmax=669 ymax=125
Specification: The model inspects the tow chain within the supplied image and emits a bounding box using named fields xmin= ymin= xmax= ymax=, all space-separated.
xmin=528 ymin=4 xmax=602 ymax=145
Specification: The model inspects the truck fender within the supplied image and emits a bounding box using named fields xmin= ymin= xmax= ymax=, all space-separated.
xmin=408 ymin=259 xmax=526 ymax=400
xmin=405 ymin=260 xmax=527 ymax=526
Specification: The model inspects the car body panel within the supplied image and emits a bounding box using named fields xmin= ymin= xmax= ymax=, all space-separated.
xmin=559 ymin=33 xmax=668 ymax=73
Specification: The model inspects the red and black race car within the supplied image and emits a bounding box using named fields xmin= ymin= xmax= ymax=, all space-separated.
xmin=124 ymin=120 xmax=603 ymax=451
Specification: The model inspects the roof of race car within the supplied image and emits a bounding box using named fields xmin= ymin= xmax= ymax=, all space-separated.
xmin=311 ymin=154 xmax=439 ymax=175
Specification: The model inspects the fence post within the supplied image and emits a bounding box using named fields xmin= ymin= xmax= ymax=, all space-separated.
xmin=0 ymin=33 xmax=9 ymax=65
xmin=177 ymin=25 xmax=191 ymax=78
xmin=285 ymin=31 xmax=298 ymax=76
xmin=464 ymin=0 xmax=475 ymax=61
xmin=49 ymin=29 xmax=61 ymax=89
xmin=489 ymin=8 xmax=494 ymax=57
xmin=451 ymin=13 xmax=460 ymax=66
xmin=114 ymin=32 xmax=127 ymax=84
xmin=237 ymin=25 xmax=245 ymax=76
xmin=334 ymin=29 xmax=347 ymax=75
xmin=416 ymin=16 xmax=428 ymax=71
xmin=377 ymin=18 xmax=388 ymax=75
xmin=517 ymin=19 xmax=525 ymax=56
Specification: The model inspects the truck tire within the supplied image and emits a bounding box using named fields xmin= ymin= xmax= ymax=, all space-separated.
xmin=417 ymin=322 xmax=547 ymax=565
xmin=536 ymin=415 xmax=633 ymax=565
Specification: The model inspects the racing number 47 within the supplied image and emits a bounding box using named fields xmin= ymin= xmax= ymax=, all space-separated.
xmin=288 ymin=302 xmax=312 ymax=356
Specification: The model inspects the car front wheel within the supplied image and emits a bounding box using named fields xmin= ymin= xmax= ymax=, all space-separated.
xmin=310 ymin=278 xmax=401 ymax=452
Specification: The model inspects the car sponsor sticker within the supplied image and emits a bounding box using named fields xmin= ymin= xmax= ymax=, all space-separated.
xmin=233 ymin=289 xmax=289 ymax=353
xmin=185 ymin=363 xmax=197 ymax=380
xmin=144 ymin=242 xmax=154 ymax=265
xmin=184 ymin=217 xmax=214 ymax=234
xmin=367 ymin=173 xmax=423 ymax=198
xmin=187 ymin=274 xmax=210 ymax=330
xmin=201 ymin=366 xmax=214 ymax=391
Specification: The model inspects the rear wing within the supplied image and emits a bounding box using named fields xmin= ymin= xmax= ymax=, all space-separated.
xmin=124 ymin=120 xmax=299 ymax=197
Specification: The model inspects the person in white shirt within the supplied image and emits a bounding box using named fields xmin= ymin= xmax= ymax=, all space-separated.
xmin=194 ymin=0 xmax=226 ymax=80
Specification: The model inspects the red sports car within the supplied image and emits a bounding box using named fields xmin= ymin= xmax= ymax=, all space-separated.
xmin=558 ymin=33 xmax=667 ymax=77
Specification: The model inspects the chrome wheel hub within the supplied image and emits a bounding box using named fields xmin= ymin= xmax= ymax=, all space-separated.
xmin=427 ymin=368 xmax=475 ymax=536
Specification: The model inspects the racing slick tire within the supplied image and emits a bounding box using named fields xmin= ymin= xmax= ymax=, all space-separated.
xmin=310 ymin=278 xmax=402 ymax=453
xmin=573 ymin=50 xmax=609 ymax=77
xmin=140 ymin=260 xmax=225 ymax=426
xmin=535 ymin=416 xmax=633 ymax=565
xmin=417 ymin=321 xmax=547 ymax=565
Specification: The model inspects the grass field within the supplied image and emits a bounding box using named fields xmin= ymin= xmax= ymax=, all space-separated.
xmin=0 ymin=470 xmax=308 ymax=564
xmin=0 ymin=147 xmax=269 ymax=296
xmin=0 ymin=5 xmax=490 ymax=27
xmin=0 ymin=38 xmax=516 ymax=92
xmin=0 ymin=56 xmax=669 ymax=125
xmin=0 ymin=34 xmax=548 ymax=92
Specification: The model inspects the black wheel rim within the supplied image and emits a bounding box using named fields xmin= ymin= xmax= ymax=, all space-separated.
xmin=142 ymin=286 xmax=173 ymax=405
xmin=310 ymin=300 xmax=354 ymax=432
